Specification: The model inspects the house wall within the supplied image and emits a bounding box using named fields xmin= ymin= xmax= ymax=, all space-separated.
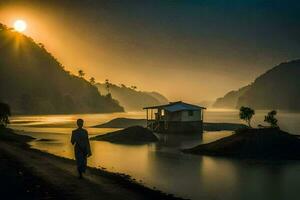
xmin=165 ymin=110 xmax=202 ymax=122
xmin=165 ymin=111 xmax=181 ymax=121
xmin=181 ymin=110 xmax=201 ymax=121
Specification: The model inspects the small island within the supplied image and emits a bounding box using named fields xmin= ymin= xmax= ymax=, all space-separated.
xmin=183 ymin=108 xmax=300 ymax=160
xmin=91 ymin=126 xmax=158 ymax=144
xmin=93 ymin=118 xmax=147 ymax=128
xmin=183 ymin=128 xmax=300 ymax=159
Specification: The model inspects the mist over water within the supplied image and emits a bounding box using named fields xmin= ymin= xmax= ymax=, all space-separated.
xmin=9 ymin=110 xmax=300 ymax=200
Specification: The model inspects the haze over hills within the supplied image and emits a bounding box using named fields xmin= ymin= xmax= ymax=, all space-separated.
xmin=0 ymin=23 xmax=123 ymax=114
xmin=213 ymin=85 xmax=251 ymax=108
xmin=213 ymin=60 xmax=300 ymax=110
xmin=96 ymin=83 xmax=168 ymax=111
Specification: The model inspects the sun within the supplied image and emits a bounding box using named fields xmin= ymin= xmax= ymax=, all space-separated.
xmin=13 ymin=20 xmax=27 ymax=32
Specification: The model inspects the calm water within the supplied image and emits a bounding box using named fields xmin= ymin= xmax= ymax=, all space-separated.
xmin=9 ymin=110 xmax=300 ymax=200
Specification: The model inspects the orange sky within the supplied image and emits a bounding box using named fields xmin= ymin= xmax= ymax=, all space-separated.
xmin=1 ymin=1 xmax=299 ymax=104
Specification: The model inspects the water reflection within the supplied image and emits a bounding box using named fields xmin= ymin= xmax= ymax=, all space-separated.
xmin=10 ymin=112 xmax=145 ymax=128
xmin=8 ymin=111 xmax=300 ymax=200
xmin=27 ymin=130 xmax=300 ymax=200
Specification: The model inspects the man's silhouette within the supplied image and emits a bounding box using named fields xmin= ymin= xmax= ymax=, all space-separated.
xmin=71 ymin=119 xmax=91 ymax=179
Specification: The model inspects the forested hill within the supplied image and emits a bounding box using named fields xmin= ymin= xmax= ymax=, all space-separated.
xmin=0 ymin=23 xmax=123 ymax=114
xmin=96 ymin=83 xmax=169 ymax=111
xmin=213 ymin=59 xmax=300 ymax=110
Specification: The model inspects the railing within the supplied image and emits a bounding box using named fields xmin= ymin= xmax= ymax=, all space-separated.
xmin=146 ymin=120 xmax=161 ymax=132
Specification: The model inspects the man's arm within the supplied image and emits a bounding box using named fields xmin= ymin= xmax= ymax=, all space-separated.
xmin=71 ymin=131 xmax=76 ymax=145
xmin=86 ymin=131 xmax=92 ymax=156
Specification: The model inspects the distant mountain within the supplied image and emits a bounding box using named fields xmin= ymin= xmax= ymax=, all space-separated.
xmin=213 ymin=85 xmax=251 ymax=108
xmin=146 ymin=91 xmax=169 ymax=105
xmin=0 ymin=23 xmax=123 ymax=114
xmin=213 ymin=60 xmax=300 ymax=110
xmin=196 ymin=100 xmax=214 ymax=108
xmin=96 ymin=83 xmax=168 ymax=111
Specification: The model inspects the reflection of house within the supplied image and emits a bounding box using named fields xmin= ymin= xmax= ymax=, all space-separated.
xmin=143 ymin=101 xmax=206 ymax=133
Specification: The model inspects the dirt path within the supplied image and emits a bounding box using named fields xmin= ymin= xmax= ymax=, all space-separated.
xmin=0 ymin=141 xmax=182 ymax=200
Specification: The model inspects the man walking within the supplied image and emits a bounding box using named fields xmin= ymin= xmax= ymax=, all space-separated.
xmin=71 ymin=119 xmax=92 ymax=179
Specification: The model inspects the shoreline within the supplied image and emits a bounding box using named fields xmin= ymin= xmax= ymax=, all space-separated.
xmin=0 ymin=128 xmax=186 ymax=200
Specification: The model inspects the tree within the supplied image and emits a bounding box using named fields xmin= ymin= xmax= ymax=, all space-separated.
xmin=106 ymin=93 xmax=112 ymax=99
xmin=38 ymin=43 xmax=45 ymax=49
xmin=239 ymin=106 xmax=255 ymax=127
xmin=131 ymin=85 xmax=137 ymax=90
xmin=90 ymin=77 xmax=96 ymax=85
xmin=264 ymin=110 xmax=278 ymax=128
xmin=105 ymin=79 xmax=110 ymax=94
xmin=0 ymin=102 xmax=11 ymax=127
xmin=78 ymin=70 xmax=85 ymax=78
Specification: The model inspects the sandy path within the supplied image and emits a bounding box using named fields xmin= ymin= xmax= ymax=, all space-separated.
xmin=0 ymin=142 xmax=161 ymax=200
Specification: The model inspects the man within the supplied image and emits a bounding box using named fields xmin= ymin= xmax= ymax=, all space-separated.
xmin=71 ymin=119 xmax=92 ymax=179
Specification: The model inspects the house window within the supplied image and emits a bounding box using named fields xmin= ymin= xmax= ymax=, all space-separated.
xmin=161 ymin=109 xmax=165 ymax=116
xmin=188 ymin=110 xmax=194 ymax=116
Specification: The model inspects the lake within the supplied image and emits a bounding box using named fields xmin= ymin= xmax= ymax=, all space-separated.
xmin=9 ymin=110 xmax=300 ymax=200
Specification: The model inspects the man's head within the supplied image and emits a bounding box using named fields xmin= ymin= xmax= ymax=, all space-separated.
xmin=77 ymin=119 xmax=84 ymax=128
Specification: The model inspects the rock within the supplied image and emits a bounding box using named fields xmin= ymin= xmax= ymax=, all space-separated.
xmin=91 ymin=126 xmax=158 ymax=144
xmin=93 ymin=118 xmax=146 ymax=128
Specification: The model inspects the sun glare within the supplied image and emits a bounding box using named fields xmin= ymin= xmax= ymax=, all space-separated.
xmin=13 ymin=20 xmax=27 ymax=32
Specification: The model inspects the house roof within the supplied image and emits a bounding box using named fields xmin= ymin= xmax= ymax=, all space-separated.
xmin=143 ymin=101 xmax=206 ymax=112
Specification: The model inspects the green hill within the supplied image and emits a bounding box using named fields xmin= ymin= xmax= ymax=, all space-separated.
xmin=0 ymin=23 xmax=123 ymax=114
xmin=213 ymin=59 xmax=300 ymax=110
xmin=96 ymin=83 xmax=168 ymax=111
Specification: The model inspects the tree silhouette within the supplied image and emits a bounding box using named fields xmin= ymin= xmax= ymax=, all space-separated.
xmin=106 ymin=93 xmax=112 ymax=99
xmin=239 ymin=106 xmax=255 ymax=127
xmin=131 ymin=85 xmax=137 ymax=90
xmin=0 ymin=102 xmax=11 ymax=127
xmin=90 ymin=77 xmax=96 ymax=85
xmin=78 ymin=70 xmax=85 ymax=78
xmin=105 ymin=79 xmax=110 ymax=94
xmin=38 ymin=43 xmax=45 ymax=49
xmin=264 ymin=110 xmax=278 ymax=128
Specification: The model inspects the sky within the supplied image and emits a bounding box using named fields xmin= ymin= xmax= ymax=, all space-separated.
xmin=1 ymin=0 xmax=300 ymax=103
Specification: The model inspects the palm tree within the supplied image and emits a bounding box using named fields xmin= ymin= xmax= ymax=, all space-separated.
xmin=90 ymin=77 xmax=96 ymax=85
xmin=105 ymin=79 xmax=110 ymax=94
xmin=78 ymin=70 xmax=85 ymax=78
xmin=131 ymin=85 xmax=137 ymax=90
xmin=264 ymin=110 xmax=278 ymax=128
xmin=120 ymin=84 xmax=126 ymax=88
xmin=239 ymin=106 xmax=255 ymax=127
